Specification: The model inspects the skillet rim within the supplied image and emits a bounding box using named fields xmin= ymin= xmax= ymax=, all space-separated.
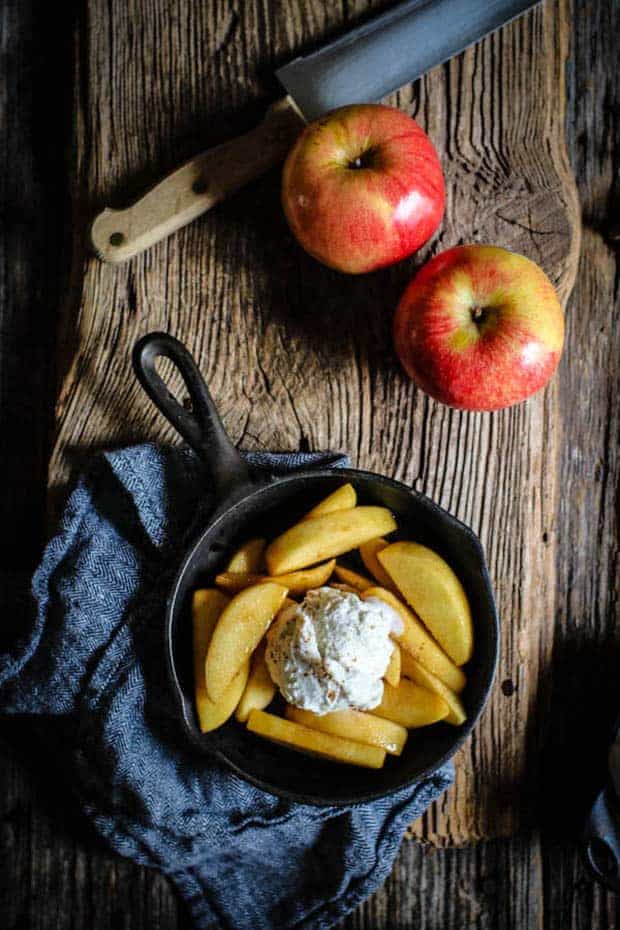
xmin=165 ymin=465 xmax=500 ymax=805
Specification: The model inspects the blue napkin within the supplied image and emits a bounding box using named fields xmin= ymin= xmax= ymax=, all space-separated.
xmin=0 ymin=444 xmax=453 ymax=930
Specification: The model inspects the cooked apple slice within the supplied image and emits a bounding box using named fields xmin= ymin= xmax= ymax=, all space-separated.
xmin=235 ymin=641 xmax=276 ymax=723
xmin=215 ymin=572 xmax=263 ymax=594
xmin=362 ymin=587 xmax=466 ymax=693
xmin=378 ymin=542 xmax=473 ymax=665
xmin=205 ymin=582 xmax=288 ymax=702
xmin=359 ymin=538 xmax=397 ymax=591
xmin=301 ymin=483 xmax=356 ymax=521
xmin=328 ymin=582 xmax=360 ymax=595
xmin=286 ymin=706 xmax=407 ymax=756
xmin=224 ymin=537 xmax=266 ymax=573
xmin=196 ymin=666 xmax=249 ymax=733
xmin=401 ymin=655 xmax=467 ymax=726
xmin=247 ymin=709 xmax=386 ymax=768
xmin=216 ymin=558 xmax=335 ymax=595
xmin=371 ymin=678 xmax=448 ymax=728
xmin=384 ymin=642 xmax=401 ymax=687
xmin=265 ymin=506 xmax=397 ymax=575
xmin=333 ymin=564 xmax=373 ymax=592
xmin=193 ymin=588 xmax=230 ymax=639
xmin=192 ymin=589 xmax=250 ymax=732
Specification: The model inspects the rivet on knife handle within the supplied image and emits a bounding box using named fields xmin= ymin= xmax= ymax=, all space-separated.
xmin=90 ymin=96 xmax=305 ymax=264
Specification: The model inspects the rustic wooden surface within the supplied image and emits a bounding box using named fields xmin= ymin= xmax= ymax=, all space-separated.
xmin=1 ymin=0 xmax=619 ymax=925
xmin=46 ymin=0 xmax=579 ymax=846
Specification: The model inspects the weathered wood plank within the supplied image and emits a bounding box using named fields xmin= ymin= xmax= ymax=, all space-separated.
xmin=345 ymin=832 xmax=544 ymax=930
xmin=0 ymin=0 xmax=72 ymax=573
xmin=47 ymin=0 xmax=579 ymax=844
xmin=0 ymin=0 xmax=618 ymax=928
xmin=0 ymin=0 xmax=78 ymax=920
xmin=404 ymin=0 xmax=579 ymax=843
xmin=539 ymin=0 xmax=620 ymax=926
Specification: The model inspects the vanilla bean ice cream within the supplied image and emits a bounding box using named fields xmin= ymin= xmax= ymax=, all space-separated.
xmin=265 ymin=586 xmax=402 ymax=715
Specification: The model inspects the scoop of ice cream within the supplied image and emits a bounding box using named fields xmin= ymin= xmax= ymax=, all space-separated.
xmin=265 ymin=586 xmax=401 ymax=715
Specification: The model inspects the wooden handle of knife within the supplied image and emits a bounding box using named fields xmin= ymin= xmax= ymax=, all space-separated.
xmin=90 ymin=96 xmax=305 ymax=263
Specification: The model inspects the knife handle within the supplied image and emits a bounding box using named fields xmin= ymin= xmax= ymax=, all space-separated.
xmin=90 ymin=95 xmax=304 ymax=264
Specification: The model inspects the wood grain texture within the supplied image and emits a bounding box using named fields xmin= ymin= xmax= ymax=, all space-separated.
xmin=90 ymin=96 xmax=305 ymax=263
xmin=0 ymin=0 xmax=72 ymax=575
xmin=539 ymin=0 xmax=620 ymax=926
xmin=0 ymin=0 xmax=619 ymax=924
xmin=47 ymin=0 xmax=579 ymax=844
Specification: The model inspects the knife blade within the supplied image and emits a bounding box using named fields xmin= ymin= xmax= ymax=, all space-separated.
xmin=277 ymin=0 xmax=540 ymax=121
xmin=92 ymin=0 xmax=540 ymax=263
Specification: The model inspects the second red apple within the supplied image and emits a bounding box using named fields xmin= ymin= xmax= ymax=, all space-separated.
xmin=281 ymin=103 xmax=445 ymax=274
xmin=393 ymin=245 xmax=565 ymax=411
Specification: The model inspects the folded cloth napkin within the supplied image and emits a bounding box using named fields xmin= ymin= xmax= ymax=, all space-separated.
xmin=0 ymin=443 xmax=453 ymax=930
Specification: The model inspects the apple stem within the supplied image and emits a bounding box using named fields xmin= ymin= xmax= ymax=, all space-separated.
xmin=471 ymin=306 xmax=490 ymax=326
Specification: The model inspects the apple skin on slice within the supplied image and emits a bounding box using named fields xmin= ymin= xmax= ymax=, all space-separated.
xmin=301 ymin=483 xmax=357 ymax=521
xmin=224 ymin=537 xmax=266 ymax=573
xmin=205 ymin=582 xmax=288 ymax=703
xmin=377 ymin=542 xmax=473 ymax=665
xmin=286 ymin=705 xmax=407 ymax=756
xmin=371 ymin=678 xmax=449 ymax=728
xmin=333 ymin=564 xmax=374 ymax=592
xmin=235 ymin=641 xmax=276 ymax=723
xmin=401 ymin=653 xmax=467 ymax=726
xmin=215 ymin=559 xmax=335 ymax=596
xmin=328 ymin=582 xmax=359 ymax=595
xmin=247 ymin=709 xmax=386 ymax=769
xmin=192 ymin=589 xmax=250 ymax=733
xmin=362 ymin=587 xmax=466 ymax=693
xmin=265 ymin=506 xmax=397 ymax=575
xmin=359 ymin=538 xmax=397 ymax=591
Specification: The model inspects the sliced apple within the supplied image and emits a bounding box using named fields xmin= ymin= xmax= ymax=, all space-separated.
xmin=235 ymin=641 xmax=276 ymax=723
xmin=215 ymin=572 xmax=263 ymax=593
xmin=359 ymin=538 xmax=397 ymax=590
xmin=378 ymin=542 xmax=473 ymax=665
xmin=371 ymin=678 xmax=449 ymax=728
xmin=192 ymin=589 xmax=250 ymax=732
xmin=286 ymin=706 xmax=407 ymax=756
xmin=265 ymin=506 xmax=397 ymax=575
xmin=224 ymin=537 xmax=266 ymax=573
xmin=362 ymin=587 xmax=466 ymax=693
xmin=301 ymin=483 xmax=356 ymax=521
xmin=333 ymin=564 xmax=373 ymax=592
xmin=401 ymin=655 xmax=467 ymax=726
xmin=384 ymin=642 xmax=401 ymax=687
xmin=247 ymin=709 xmax=386 ymax=769
xmin=328 ymin=582 xmax=360 ymax=595
xmin=215 ymin=558 xmax=335 ymax=596
xmin=193 ymin=589 xmax=230 ymax=638
xmin=205 ymin=582 xmax=288 ymax=702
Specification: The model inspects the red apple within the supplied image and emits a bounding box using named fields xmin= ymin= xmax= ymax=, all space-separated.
xmin=394 ymin=245 xmax=565 ymax=411
xmin=281 ymin=103 xmax=445 ymax=274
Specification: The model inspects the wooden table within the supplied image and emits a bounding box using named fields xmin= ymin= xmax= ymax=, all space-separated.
xmin=1 ymin=0 xmax=618 ymax=926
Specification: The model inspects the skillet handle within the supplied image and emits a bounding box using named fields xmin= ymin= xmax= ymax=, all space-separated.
xmin=132 ymin=332 xmax=252 ymax=502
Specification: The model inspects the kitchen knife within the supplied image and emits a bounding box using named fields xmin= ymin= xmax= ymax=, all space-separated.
xmin=91 ymin=0 xmax=540 ymax=263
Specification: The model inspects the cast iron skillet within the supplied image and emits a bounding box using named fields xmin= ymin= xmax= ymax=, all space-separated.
xmin=133 ymin=331 xmax=499 ymax=805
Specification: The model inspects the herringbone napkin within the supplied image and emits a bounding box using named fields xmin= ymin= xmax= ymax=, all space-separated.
xmin=0 ymin=444 xmax=452 ymax=930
